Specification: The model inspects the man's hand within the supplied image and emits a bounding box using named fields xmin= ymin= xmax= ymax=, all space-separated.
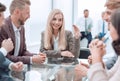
xmin=32 ymin=53 xmax=46 ymax=64
xmin=2 ymin=38 xmax=14 ymax=52
xmin=11 ymin=62 xmax=23 ymax=72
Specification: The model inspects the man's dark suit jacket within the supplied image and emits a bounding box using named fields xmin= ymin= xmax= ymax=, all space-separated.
xmin=0 ymin=51 xmax=11 ymax=72
xmin=0 ymin=56 xmax=13 ymax=81
xmin=0 ymin=16 xmax=36 ymax=64
xmin=0 ymin=44 xmax=13 ymax=81
xmin=0 ymin=51 xmax=6 ymax=63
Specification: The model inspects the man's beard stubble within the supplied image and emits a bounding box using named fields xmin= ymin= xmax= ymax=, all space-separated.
xmin=18 ymin=18 xmax=24 ymax=26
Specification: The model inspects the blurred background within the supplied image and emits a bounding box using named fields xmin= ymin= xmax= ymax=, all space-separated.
xmin=0 ymin=0 xmax=106 ymax=53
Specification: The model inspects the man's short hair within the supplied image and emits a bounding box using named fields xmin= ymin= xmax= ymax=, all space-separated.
xmin=0 ymin=2 xmax=6 ymax=12
xmin=105 ymin=0 xmax=120 ymax=9
xmin=84 ymin=9 xmax=89 ymax=13
xmin=9 ymin=0 xmax=31 ymax=14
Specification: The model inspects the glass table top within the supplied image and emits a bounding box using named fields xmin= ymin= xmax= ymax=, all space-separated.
xmin=11 ymin=58 xmax=88 ymax=81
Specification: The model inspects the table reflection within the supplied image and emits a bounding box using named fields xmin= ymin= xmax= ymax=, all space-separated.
xmin=11 ymin=58 xmax=88 ymax=81
xmin=30 ymin=57 xmax=79 ymax=81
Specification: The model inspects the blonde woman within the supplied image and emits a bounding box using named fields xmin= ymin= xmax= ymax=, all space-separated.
xmin=40 ymin=9 xmax=80 ymax=63
xmin=40 ymin=9 xmax=80 ymax=81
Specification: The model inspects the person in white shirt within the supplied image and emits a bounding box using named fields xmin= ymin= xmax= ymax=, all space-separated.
xmin=102 ymin=31 xmax=117 ymax=69
xmin=76 ymin=9 xmax=93 ymax=47
xmin=95 ymin=12 xmax=117 ymax=69
xmin=95 ymin=12 xmax=108 ymax=40
xmin=74 ymin=0 xmax=120 ymax=81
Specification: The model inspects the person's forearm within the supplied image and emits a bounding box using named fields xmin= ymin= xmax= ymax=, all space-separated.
xmin=92 ymin=55 xmax=105 ymax=68
xmin=92 ymin=55 xmax=103 ymax=64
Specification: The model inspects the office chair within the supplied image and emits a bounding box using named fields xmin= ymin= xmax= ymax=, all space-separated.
xmin=79 ymin=48 xmax=90 ymax=59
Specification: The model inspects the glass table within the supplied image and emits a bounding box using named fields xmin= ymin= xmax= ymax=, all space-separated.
xmin=29 ymin=57 xmax=79 ymax=81
xmin=11 ymin=58 xmax=88 ymax=81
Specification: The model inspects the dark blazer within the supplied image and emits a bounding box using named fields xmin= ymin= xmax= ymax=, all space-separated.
xmin=0 ymin=16 xmax=36 ymax=64
xmin=0 ymin=58 xmax=13 ymax=81
xmin=0 ymin=58 xmax=11 ymax=71
xmin=0 ymin=42 xmax=13 ymax=81
xmin=0 ymin=51 xmax=5 ymax=63
xmin=40 ymin=30 xmax=80 ymax=59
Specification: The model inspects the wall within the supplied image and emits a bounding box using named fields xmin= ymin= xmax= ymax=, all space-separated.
xmin=76 ymin=0 xmax=106 ymax=37
xmin=0 ymin=0 xmax=76 ymax=53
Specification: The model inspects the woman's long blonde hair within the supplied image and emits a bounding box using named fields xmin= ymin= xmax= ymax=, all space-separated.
xmin=44 ymin=9 xmax=66 ymax=50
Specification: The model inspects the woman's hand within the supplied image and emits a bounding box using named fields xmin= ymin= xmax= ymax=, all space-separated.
xmin=89 ymin=39 xmax=106 ymax=57
xmin=74 ymin=62 xmax=89 ymax=81
xmin=88 ymin=55 xmax=92 ymax=64
xmin=89 ymin=39 xmax=106 ymax=64
xmin=73 ymin=25 xmax=81 ymax=39
xmin=61 ymin=51 xmax=74 ymax=57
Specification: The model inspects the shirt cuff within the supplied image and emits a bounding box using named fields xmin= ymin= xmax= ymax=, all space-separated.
xmin=0 ymin=47 xmax=8 ymax=56
xmin=30 ymin=57 xmax=33 ymax=64
xmin=9 ymin=62 xmax=14 ymax=70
